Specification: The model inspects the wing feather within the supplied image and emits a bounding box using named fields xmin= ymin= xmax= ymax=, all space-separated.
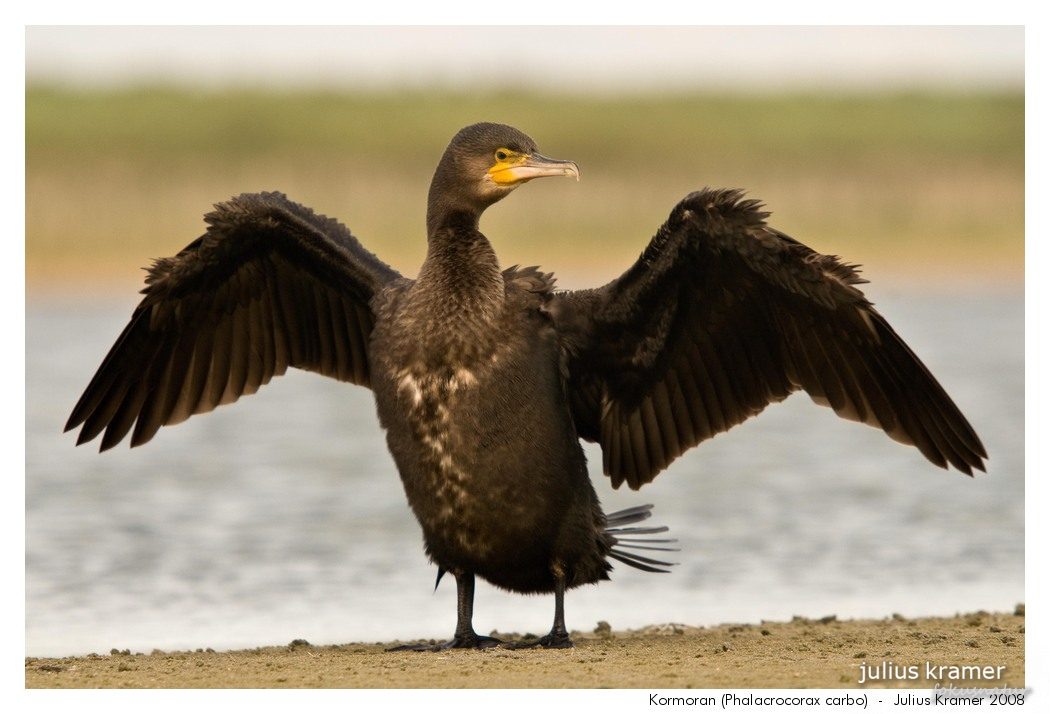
xmin=554 ymin=188 xmax=986 ymax=488
xmin=66 ymin=192 xmax=401 ymax=451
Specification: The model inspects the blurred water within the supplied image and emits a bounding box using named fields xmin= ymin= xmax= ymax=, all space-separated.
xmin=25 ymin=287 xmax=1023 ymax=657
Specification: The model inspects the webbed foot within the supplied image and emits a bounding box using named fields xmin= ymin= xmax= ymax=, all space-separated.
xmin=387 ymin=634 xmax=503 ymax=652
xmin=503 ymin=631 xmax=574 ymax=650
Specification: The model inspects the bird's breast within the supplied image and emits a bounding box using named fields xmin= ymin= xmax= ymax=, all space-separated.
xmin=394 ymin=364 xmax=480 ymax=411
xmin=369 ymin=302 xmax=580 ymax=555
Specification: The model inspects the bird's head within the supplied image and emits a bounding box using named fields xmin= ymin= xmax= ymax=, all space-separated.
xmin=427 ymin=122 xmax=579 ymax=234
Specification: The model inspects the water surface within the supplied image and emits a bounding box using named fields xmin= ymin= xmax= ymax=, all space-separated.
xmin=25 ymin=288 xmax=1023 ymax=657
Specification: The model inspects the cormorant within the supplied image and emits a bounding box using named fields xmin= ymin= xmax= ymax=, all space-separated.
xmin=66 ymin=122 xmax=987 ymax=650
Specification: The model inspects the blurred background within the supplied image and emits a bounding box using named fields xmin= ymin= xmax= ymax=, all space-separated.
xmin=26 ymin=26 xmax=1023 ymax=657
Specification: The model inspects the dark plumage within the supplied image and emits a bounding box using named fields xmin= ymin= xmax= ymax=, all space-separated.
xmin=66 ymin=122 xmax=987 ymax=649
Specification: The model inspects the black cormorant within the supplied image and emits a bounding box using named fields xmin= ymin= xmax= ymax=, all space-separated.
xmin=66 ymin=122 xmax=987 ymax=650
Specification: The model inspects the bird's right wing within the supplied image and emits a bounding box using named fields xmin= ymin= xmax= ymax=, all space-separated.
xmin=66 ymin=192 xmax=403 ymax=451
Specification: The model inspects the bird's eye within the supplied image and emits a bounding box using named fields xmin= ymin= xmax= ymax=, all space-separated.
xmin=495 ymin=149 xmax=509 ymax=162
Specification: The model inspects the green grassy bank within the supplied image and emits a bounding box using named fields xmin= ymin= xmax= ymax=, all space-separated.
xmin=26 ymin=88 xmax=1023 ymax=290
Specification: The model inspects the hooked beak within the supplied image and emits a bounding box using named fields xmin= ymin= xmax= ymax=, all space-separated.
xmin=488 ymin=152 xmax=580 ymax=186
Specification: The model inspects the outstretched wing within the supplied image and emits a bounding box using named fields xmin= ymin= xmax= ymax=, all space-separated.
xmin=66 ymin=192 xmax=402 ymax=451
xmin=554 ymin=188 xmax=987 ymax=489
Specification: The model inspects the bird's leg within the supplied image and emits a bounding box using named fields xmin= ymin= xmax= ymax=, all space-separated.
xmin=388 ymin=571 xmax=502 ymax=651
xmin=505 ymin=576 xmax=574 ymax=649
xmin=543 ymin=576 xmax=574 ymax=648
xmin=448 ymin=571 xmax=503 ymax=648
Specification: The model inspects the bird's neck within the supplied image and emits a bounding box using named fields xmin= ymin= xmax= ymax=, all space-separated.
xmin=426 ymin=206 xmax=480 ymax=239
xmin=417 ymin=218 xmax=505 ymax=323
xmin=425 ymin=172 xmax=508 ymax=238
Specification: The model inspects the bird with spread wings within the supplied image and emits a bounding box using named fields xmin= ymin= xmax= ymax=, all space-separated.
xmin=67 ymin=123 xmax=986 ymax=649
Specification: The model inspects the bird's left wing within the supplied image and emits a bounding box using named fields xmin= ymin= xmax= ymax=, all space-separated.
xmin=66 ymin=192 xmax=403 ymax=451
xmin=552 ymin=188 xmax=986 ymax=489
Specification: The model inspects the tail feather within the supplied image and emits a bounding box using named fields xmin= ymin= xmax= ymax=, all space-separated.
xmin=605 ymin=504 xmax=678 ymax=573
xmin=605 ymin=504 xmax=659 ymax=528
xmin=608 ymin=526 xmax=672 ymax=536
xmin=612 ymin=541 xmax=676 ymax=551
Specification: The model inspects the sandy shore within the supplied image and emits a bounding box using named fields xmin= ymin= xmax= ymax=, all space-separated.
xmin=26 ymin=609 xmax=1024 ymax=689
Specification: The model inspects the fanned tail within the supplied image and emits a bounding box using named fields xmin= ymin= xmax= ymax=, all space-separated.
xmin=605 ymin=504 xmax=678 ymax=573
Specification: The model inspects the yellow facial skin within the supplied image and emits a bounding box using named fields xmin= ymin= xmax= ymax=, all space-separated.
xmin=487 ymin=149 xmax=580 ymax=185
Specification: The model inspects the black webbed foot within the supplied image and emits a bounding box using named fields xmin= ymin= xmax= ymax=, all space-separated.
xmin=502 ymin=632 xmax=574 ymax=650
xmin=388 ymin=571 xmax=506 ymax=651
xmin=500 ymin=576 xmax=576 ymax=649
xmin=387 ymin=633 xmax=503 ymax=652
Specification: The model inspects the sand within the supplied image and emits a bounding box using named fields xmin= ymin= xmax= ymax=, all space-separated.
xmin=25 ymin=609 xmax=1024 ymax=689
